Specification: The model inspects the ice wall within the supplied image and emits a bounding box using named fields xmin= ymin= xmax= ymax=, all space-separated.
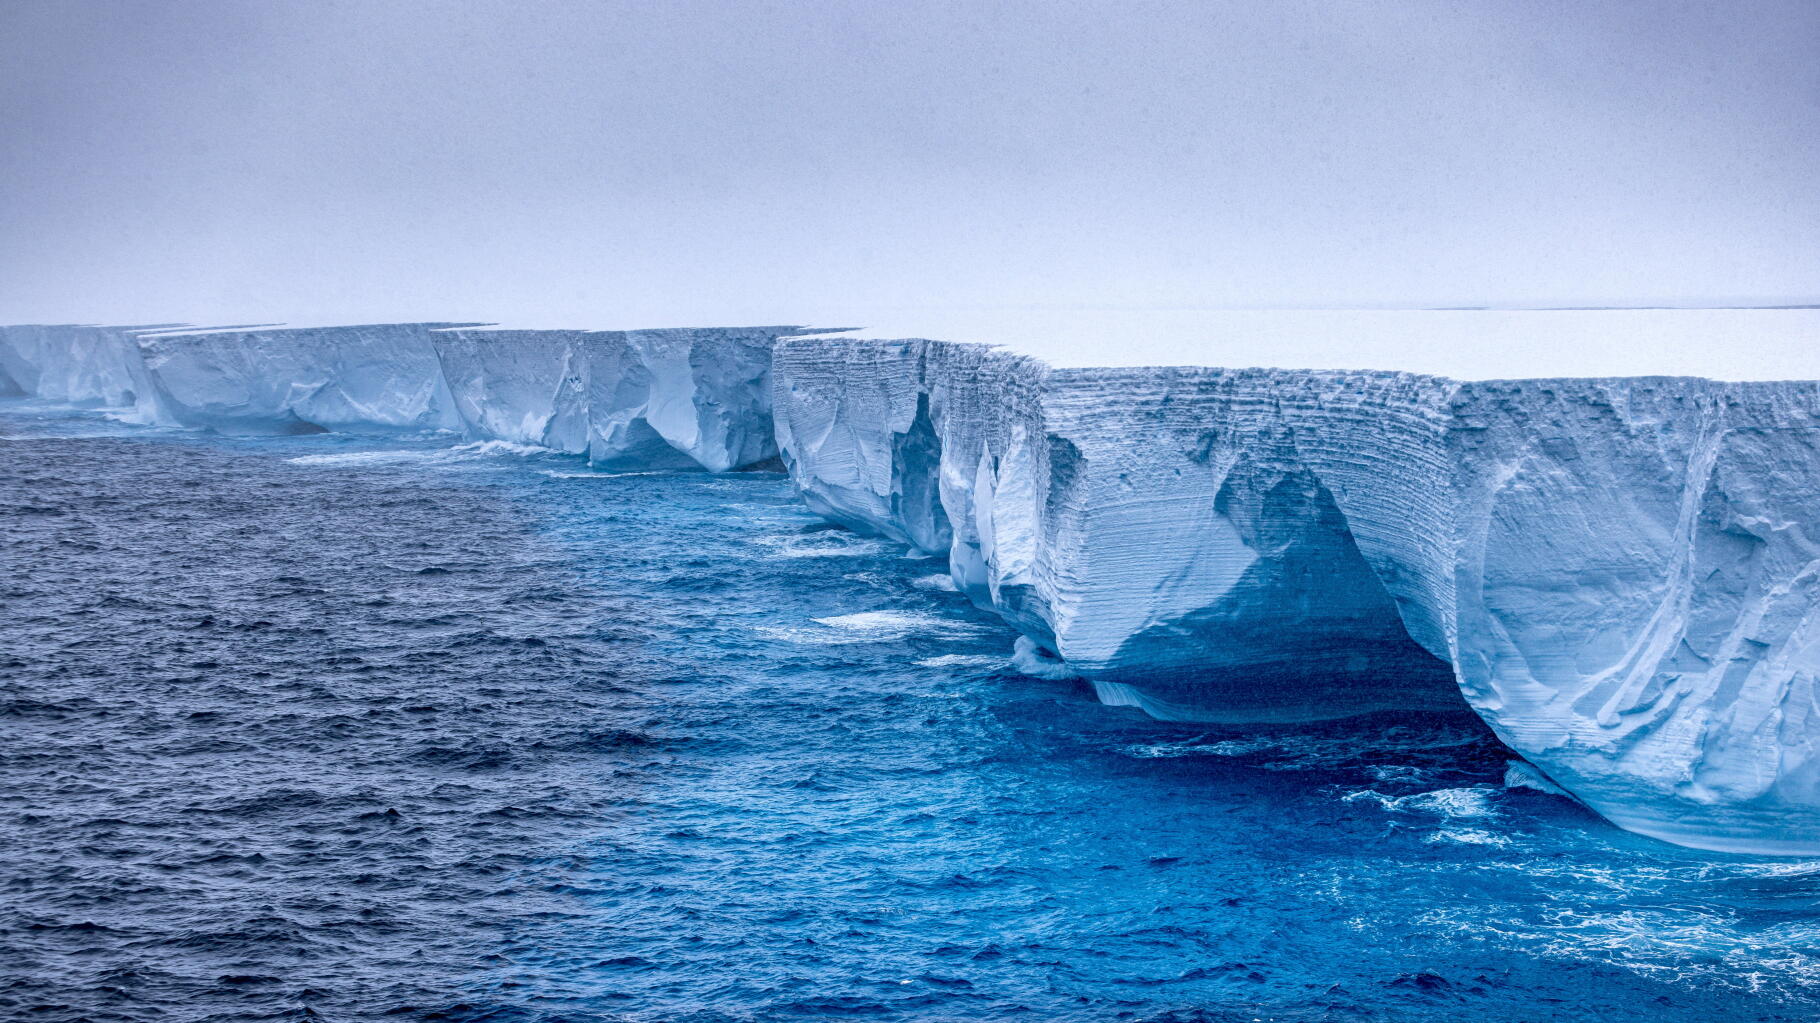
xmin=0 ymin=323 xmax=176 ymax=418
xmin=7 ymin=317 xmax=1820 ymax=853
xmin=138 ymin=323 xmax=475 ymax=433
xmin=772 ymin=338 xmax=1820 ymax=854
xmin=576 ymin=327 xmax=783 ymax=472
xmin=1450 ymin=379 xmax=1820 ymax=853
xmin=0 ymin=323 xmax=798 ymax=470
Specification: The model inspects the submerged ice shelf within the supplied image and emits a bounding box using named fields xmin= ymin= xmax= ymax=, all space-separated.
xmin=6 ymin=311 xmax=1820 ymax=855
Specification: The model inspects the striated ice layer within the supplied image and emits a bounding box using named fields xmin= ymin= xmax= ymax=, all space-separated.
xmin=772 ymin=336 xmax=1820 ymax=854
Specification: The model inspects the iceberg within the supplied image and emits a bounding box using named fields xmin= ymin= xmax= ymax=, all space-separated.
xmin=429 ymin=325 xmax=789 ymax=468
xmin=771 ymin=317 xmax=1820 ymax=855
xmin=572 ymin=327 xmax=789 ymax=472
xmin=3 ymin=322 xmax=799 ymax=469
xmin=135 ymin=323 xmax=475 ymax=434
xmin=0 ymin=323 xmax=175 ymax=418
xmin=6 ymin=308 xmax=1820 ymax=855
xmin=429 ymin=327 xmax=594 ymax=451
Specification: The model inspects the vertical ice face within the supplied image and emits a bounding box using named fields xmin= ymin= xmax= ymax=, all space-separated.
xmin=585 ymin=328 xmax=789 ymax=472
xmin=772 ymin=337 xmax=1820 ymax=853
xmin=137 ymin=323 xmax=476 ymax=433
xmin=110 ymin=322 xmax=797 ymax=469
xmin=0 ymin=324 xmax=172 ymax=419
xmin=428 ymin=326 xmax=787 ymax=467
xmin=1449 ymin=378 xmax=1820 ymax=853
xmin=770 ymin=339 xmax=950 ymax=547
xmin=430 ymin=329 xmax=594 ymax=452
xmin=773 ymin=340 xmax=1463 ymax=722
xmin=1022 ymin=366 xmax=1465 ymax=723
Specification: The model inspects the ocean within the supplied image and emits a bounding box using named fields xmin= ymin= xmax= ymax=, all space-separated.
xmin=4 ymin=404 xmax=1817 ymax=1022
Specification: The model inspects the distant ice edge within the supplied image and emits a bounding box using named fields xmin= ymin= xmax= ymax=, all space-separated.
xmin=8 ymin=321 xmax=1820 ymax=856
xmin=0 ymin=322 xmax=795 ymax=470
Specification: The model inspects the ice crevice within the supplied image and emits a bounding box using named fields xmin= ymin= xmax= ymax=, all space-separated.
xmin=6 ymin=319 xmax=1820 ymax=855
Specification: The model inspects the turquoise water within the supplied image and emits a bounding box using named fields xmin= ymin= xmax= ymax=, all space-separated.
xmin=4 ymin=405 xmax=1818 ymax=1021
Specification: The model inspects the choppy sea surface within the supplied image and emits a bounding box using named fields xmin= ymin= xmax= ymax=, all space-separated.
xmin=5 ymin=404 xmax=1820 ymax=1023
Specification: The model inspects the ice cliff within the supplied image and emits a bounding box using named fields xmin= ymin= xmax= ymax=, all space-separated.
xmin=0 ymin=322 xmax=796 ymax=470
xmin=772 ymin=336 xmax=1820 ymax=855
xmin=6 ymin=316 xmax=1819 ymax=855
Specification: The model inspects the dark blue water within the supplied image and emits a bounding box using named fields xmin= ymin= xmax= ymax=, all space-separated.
xmin=5 ymin=405 xmax=1819 ymax=1023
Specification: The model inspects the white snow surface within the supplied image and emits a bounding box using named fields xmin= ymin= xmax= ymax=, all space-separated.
xmin=794 ymin=307 xmax=1820 ymax=380
xmin=7 ymin=311 xmax=1820 ymax=854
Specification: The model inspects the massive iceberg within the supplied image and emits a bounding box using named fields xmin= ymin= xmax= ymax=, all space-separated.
xmin=772 ymin=332 xmax=1820 ymax=855
xmin=0 ymin=322 xmax=176 ymax=417
xmin=0 ymin=322 xmax=798 ymax=469
xmin=430 ymin=325 xmax=786 ymax=469
xmin=5 ymin=311 xmax=1819 ymax=855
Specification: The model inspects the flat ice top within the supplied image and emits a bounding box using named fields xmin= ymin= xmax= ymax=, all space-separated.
xmin=793 ymin=308 xmax=1820 ymax=382
xmin=88 ymin=308 xmax=1820 ymax=382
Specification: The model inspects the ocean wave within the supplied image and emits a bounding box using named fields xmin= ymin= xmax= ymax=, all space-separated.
xmin=1116 ymin=726 xmax=1492 ymax=773
xmin=1123 ymin=736 xmax=1279 ymax=759
xmin=287 ymin=449 xmax=442 ymax=466
xmin=817 ymin=610 xmax=987 ymax=637
xmin=289 ymin=438 xmax=565 ymax=468
xmin=540 ymin=469 xmax=678 ymax=479
xmin=1428 ymin=827 xmax=1514 ymax=847
xmin=755 ymin=609 xmax=991 ymax=646
xmin=1413 ymin=899 xmax=1820 ymax=1001
xmin=1344 ymin=785 xmax=1501 ymax=820
xmin=750 ymin=532 xmax=892 ymax=559
xmin=916 ymin=654 xmax=1003 ymax=669
xmin=448 ymin=440 xmax=555 ymax=457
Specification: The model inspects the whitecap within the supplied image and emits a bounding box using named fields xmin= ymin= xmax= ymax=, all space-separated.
xmin=541 ymin=469 xmax=678 ymax=479
xmin=290 ymin=439 xmax=560 ymax=468
xmin=750 ymin=533 xmax=890 ymax=559
xmin=813 ymin=610 xmax=986 ymax=639
xmin=1428 ymin=827 xmax=1513 ymax=847
xmin=1122 ymin=736 xmax=1278 ymax=759
xmin=759 ymin=609 xmax=988 ymax=646
xmin=1345 ymin=785 xmax=1499 ymax=820
xmin=911 ymin=574 xmax=959 ymax=592
xmin=1727 ymin=859 xmax=1820 ymax=880
xmin=1013 ymin=635 xmax=1077 ymax=680
xmin=916 ymin=654 xmax=1002 ymax=669
xmin=449 ymin=439 xmax=554 ymax=457
xmin=288 ymin=449 xmax=439 ymax=466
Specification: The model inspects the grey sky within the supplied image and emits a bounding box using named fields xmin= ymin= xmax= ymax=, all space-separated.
xmin=2 ymin=0 xmax=1815 ymax=331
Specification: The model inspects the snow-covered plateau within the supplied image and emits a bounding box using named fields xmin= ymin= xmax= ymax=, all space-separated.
xmin=6 ymin=311 xmax=1820 ymax=855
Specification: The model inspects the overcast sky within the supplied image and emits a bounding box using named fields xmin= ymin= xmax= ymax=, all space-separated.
xmin=2 ymin=0 xmax=1815 ymax=329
